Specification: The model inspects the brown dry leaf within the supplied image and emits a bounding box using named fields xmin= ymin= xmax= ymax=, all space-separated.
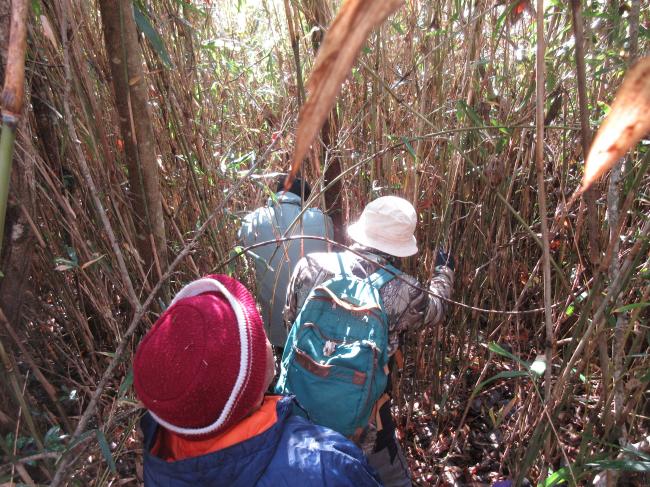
xmin=581 ymin=57 xmax=650 ymax=192
xmin=40 ymin=15 xmax=59 ymax=50
xmin=286 ymin=0 xmax=404 ymax=188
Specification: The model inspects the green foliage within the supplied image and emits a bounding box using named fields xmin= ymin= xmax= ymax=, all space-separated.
xmin=133 ymin=1 xmax=173 ymax=67
xmin=118 ymin=367 xmax=134 ymax=397
xmin=95 ymin=430 xmax=117 ymax=474
xmin=538 ymin=467 xmax=571 ymax=487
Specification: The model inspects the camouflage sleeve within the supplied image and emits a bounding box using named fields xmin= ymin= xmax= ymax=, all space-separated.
xmin=284 ymin=257 xmax=307 ymax=330
xmin=423 ymin=265 xmax=454 ymax=327
xmin=383 ymin=265 xmax=454 ymax=355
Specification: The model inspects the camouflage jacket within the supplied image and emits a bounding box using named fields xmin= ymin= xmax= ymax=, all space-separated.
xmin=283 ymin=244 xmax=454 ymax=356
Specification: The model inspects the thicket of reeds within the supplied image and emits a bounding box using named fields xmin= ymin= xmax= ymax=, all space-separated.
xmin=0 ymin=0 xmax=648 ymax=485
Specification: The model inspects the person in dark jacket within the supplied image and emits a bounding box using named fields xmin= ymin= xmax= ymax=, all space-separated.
xmin=133 ymin=274 xmax=381 ymax=487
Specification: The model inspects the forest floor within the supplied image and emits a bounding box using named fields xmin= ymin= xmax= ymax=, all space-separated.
xmin=399 ymin=354 xmax=650 ymax=487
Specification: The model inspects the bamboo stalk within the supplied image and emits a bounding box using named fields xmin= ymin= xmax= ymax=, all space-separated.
xmin=569 ymin=0 xmax=601 ymax=269
xmin=0 ymin=0 xmax=29 ymax=254
xmin=98 ymin=0 xmax=168 ymax=284
xmin=283 ymin=0 xmax=305 ymax=104
xmin=0 ymin=125 xmax=16 ymax=247
xmin=534 ymin=0 xmax=555 ymax=474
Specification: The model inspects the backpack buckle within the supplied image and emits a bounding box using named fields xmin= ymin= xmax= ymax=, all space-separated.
xmin=323 ymin=340 xmax=337 ymax=357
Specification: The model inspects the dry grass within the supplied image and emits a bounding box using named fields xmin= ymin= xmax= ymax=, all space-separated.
xmin=0 ymin=0 xmax=648 ymax=485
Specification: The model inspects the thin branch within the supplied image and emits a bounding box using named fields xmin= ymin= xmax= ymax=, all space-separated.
xmin=535 ymin=0 xmax=555 ymax=473
xmin=221 ymin=235 xmax=572 ymax=315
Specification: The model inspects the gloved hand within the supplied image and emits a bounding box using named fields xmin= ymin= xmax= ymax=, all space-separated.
xmin=435 ymin=249 xmax=455 ymax=271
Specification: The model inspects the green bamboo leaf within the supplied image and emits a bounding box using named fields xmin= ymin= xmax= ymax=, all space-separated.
xmin=44 ymin=425 xmax=64 ymax=451
xmin=65 ymin=429 xmax=96 ymax=453
xmin=401 ymin=137 xmax=417 ymax=160
xmin=488 ymin=342 xmax=530 ymax=369
xmin=495 ymin=2 xmax=519 ymax=40
xmin=619 ymin=444 xmax=650 ymax=462
xmin=118 ymin=368 xmax=134 ymax=397
xmin=95 ymin=430 xmax=117 ymax=474
xmin=586 ymin=459 xmax=650 ymax=472
xmin=133 ymin=2 xmax=172 ymax=68
xmin=640 ymin=368 xmax=650 ymax=383
xmin=537 ymin=467 xmax=570 ymax=487
xmin=32 ymin=0 xmax=42 ymax=16
xmin=457 ymin=100 xmax=483 ymax=128
xmin=614 ymin=302 xmax=649 ymax=313
xmin=474 ymin=370 xmax=530 ymax=394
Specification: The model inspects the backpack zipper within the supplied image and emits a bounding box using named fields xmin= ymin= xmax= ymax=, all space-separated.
xmin=303 ymin=322 xmax=382 ymax=350
xmin=309 ymin=295 xmax=384 ymax=322
xmin=358 ymin=346 xmax=379 ymax=426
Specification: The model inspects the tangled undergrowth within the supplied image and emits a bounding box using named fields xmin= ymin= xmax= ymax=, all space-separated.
xmin=1 ymin=0 xmax=649 ymax=485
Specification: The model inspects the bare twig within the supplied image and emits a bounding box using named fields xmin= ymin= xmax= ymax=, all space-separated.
xmin=220 ymin=235 xmax=568 ymax=315
xmin=48 ymin=112 xmax=280 ymax=486
xmin=534 ymin=0 xmax=555 ymax=474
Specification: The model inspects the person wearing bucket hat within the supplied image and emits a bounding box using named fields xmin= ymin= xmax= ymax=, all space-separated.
xmin=134 ymin=274 xmax=381 ymax=487
xmin=283 ymin=196 xmax=455 ymax=487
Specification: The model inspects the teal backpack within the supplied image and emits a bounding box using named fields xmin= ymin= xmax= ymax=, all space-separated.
xmin=275 ymin=259 xmax=400 ymax=438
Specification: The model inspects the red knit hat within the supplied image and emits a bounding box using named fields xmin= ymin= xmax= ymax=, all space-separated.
xmin=133 ymin=274 xmax=268 ymax=438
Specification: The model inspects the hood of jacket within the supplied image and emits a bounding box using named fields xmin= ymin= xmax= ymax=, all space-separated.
xmin=268 ymin=191 xmax=303 ymax=207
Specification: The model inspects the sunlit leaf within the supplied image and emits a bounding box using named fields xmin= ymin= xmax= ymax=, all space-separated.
xmin=80 ymin=254 xmax=106 ymax=270
xmin=537 ymin=467 xmax=571 ymax=487
xmin=286 ymin=0 xmax=404 ymax=188
xmin=581 ymin=57 xmax=650 ymax=192
xmin=530 ymin=356 xmax=546 ymax=377
xmin=40 ymin=15 xmax=59 ymax=50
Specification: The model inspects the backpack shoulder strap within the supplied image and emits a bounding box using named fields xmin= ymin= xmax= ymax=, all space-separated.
xmin=368 ymin=263 xmax=401 ymax=289
xmin=331 ymin=252 xmax=351 ymax=279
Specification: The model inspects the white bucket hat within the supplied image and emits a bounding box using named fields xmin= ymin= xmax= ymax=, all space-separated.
xmin=347 ymin=196 xmax=418 ymax=257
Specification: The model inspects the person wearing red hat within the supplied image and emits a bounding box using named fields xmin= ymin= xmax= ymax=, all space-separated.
xmin=134 ymin=274 xmax=382 ymax=486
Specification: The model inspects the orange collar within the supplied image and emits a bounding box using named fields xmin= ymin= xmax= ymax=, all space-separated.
xmin=151 ymin=395 xmax=281 ymax=462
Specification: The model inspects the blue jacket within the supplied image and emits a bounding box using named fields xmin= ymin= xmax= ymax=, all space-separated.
xmin=141 ymin=396 xmax=382 ymax=486
xmin=238 ymin=192 xmax=333 ymax=346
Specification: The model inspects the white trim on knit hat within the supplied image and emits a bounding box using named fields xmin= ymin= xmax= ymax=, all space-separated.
xmin=147 ymin=277 xmax=251 ymax=436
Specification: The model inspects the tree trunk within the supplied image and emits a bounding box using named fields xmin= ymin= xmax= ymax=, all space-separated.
xmin=98 ymin=0 xmax=167 ymax=283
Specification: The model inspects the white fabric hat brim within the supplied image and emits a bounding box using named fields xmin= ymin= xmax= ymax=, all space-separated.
xmin=347 ymin=220 xmax=418 ymax=257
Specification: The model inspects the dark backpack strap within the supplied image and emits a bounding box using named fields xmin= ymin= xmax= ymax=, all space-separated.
xmin=368 ymin=263 xmax=400 ymax=289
